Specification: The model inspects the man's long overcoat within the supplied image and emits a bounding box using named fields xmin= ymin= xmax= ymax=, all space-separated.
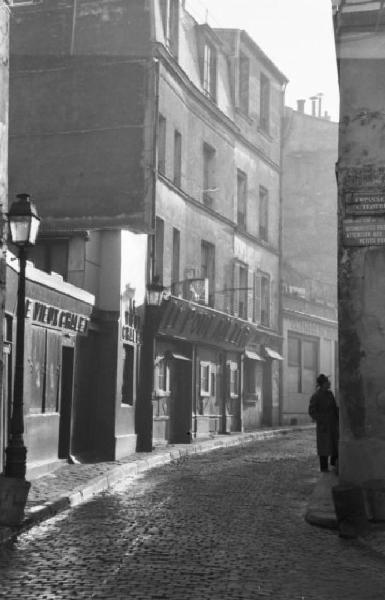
xmin=308 ymin=389 xmax=339 ymax=456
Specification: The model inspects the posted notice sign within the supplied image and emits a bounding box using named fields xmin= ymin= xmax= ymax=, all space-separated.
xmin=345 ymin=192 xmax=385 ymax=215
xmin=343 ymin=217 xmax=385 ymax=246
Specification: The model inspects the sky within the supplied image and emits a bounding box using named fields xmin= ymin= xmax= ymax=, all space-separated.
xmin=189 ymin=0 xmax=340 ymax=121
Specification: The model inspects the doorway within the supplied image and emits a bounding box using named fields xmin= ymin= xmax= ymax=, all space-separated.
xmin=170 ymin=358 xmax=192 ymax=444
xmin=58 ymin=346 xmax=75 ymax=459
xmin=262 ymin=360 xmax=273 ymax=426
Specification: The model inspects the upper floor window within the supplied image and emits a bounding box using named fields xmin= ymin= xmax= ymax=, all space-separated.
xmin=238 ymin=264 xmax=248 ymax=320
xmin=237 ymin=169 xmax=247 ymax=229
xmin=203 ymin=42 xmax=217 ymax=101
xmin=259 ymin=186 xmax=269 ymax=241
xmin=172 ymin=227 xmax=180 ymax=285
xmin=202 ymin=143 xmax=216 ymax=208
xmin=160 ymin=0 xmax=179 ymax=58
xmin=260 ymin=73 xmax=270 ymax=133
xmin=154 ymin=217 xmax=164 ymax=284
xmin=239 ymin=52 xmax=250 ymax=115
xmin=173 ymin=129 xmax=182 ymax=188
xmin=260 ymin=273 xmax=271 ymax=327
xmin=201 ymin=240 xmax=215 ymax=308
xmin=158 ymin=114 xmax=166 ymax=176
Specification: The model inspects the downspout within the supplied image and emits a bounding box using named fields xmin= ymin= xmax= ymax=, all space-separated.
xmin=278 ymin=82 xmax=287 ymax=425
xmin=148 ymin=57 xmax=160 ymax=285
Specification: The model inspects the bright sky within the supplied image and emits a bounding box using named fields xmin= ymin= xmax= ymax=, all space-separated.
xmin=191 ymin=0 xmax=340 ymax=121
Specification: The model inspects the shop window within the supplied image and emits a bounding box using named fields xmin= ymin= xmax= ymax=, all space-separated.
xmin=260 ymin=274 xmax=270 ymax=327
xmin=202 ymin=142 xmax=216 ymax=208
xmin=237 ymin=170 xmax=247 ymax=229
xmin=203 ymin=42 xmax=217 ymax=101
xmin=155 ymin=357 xmax=170 ymax=394
xmin=158 ymin=114 xmax=166 ymax=176
xmin=173 ymin=129 xmax=182 ymax=188
xmin=259 ymin=186 xmax=269 ymax=241
xmin=288 ymin=334 xmax=319 ymax=394
xmin=200 ymin=361 xmax=216 ymax=397
xmin=227 ymin=362 xmax=239 ymax=398
xmin=201 ymin=240 xmax=215 ymax=307
xmin=154 ymin=217 xmax=164 ymax=285
xmin=29 ymin=327 xmax=61 ymax=414
xmin=121 ymin=345 xmax=134 ymax=405
xmin=239 ymin=52 xmax=250 ymax=115
xmin=260 ymin=72 xmax=270 ymax=133
xmin=160 ymin=0 xmax=179 ymax=58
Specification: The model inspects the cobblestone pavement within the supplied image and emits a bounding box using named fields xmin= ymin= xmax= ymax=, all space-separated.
xmin=1 ymin=429 xmax=385 ymax=600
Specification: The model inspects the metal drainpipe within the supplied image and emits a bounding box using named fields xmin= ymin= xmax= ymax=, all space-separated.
xmin=278 ymin=83 xmax=287 ymax=426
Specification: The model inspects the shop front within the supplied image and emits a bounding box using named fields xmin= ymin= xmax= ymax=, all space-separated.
xmin=3 ymin=258 xmax=94 ymax=478
xmin=152 ymin=297 xmax=282 ymax=444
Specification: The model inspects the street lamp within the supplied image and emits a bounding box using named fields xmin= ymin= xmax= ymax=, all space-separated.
xmin=5 ymin=194 xmax=40 ymax=479
xmin=136 ymin=278 xmax=165 ymax=452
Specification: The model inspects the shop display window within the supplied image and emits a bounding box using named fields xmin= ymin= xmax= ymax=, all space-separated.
xmin=155 ymin=357 xmax=170 ymax=395
xmin=227 ymin=361 xmax=239 ymax=398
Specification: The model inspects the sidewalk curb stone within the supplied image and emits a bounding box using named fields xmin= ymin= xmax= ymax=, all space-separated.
xmin=0 ymin=425 xmax=313 ymax=546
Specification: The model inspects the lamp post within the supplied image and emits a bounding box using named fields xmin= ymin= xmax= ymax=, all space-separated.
xmin=136 ymin=278 xmax=165 ymax=452
xmin=5 ymin=194 xmax=40 ymax=479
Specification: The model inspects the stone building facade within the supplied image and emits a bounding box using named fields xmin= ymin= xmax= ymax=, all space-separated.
xmin=8 ymin=0 xmax=287 ymax=457
xmin=281 ymin=104 xmax=338 ymax=424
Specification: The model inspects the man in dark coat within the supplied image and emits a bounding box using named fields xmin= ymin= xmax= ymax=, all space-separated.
xmin=308 ymin=373 xmax=339 ymax=472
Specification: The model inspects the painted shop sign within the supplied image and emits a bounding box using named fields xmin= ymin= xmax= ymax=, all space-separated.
xmin=159 ymin=298 xmax=257 ymax=350
xmin=339 ymin=165 xmax=385 ymax=189
xmin=343 ymin=217 xmax=385 ymax=246
xmin=345 ymin=192 xmax=385 ymax=215
xmin=25 ymin=299 xmax=89 ymax=334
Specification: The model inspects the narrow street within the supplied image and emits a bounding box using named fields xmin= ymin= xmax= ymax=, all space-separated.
xmin=1 ymin=430 xmax=384 ymax=600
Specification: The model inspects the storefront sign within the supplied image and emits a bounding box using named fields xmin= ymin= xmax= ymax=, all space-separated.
xmin=345 ymin=192 xmax=385 ymax=215
xmin=343 ymin=217 xmax=385 ymax=246
xmin=25 ymin=299 xmax=89 ymax=334
xmin=159 ymin=298 xmax=255 ymax=350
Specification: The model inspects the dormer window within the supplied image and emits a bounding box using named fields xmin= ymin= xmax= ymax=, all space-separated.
xmin=203 ymin=42 xmax=217 ymax=101
xmin=260 ymin=72 xmax=271 ymax=133
xmin=239 ymin=52 xmax=250 ymax=115
xmin=160 ymin=0 xmax=179 ymax=58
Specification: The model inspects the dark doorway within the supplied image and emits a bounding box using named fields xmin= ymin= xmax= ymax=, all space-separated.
xmin=262 ymin=360 xmax=273 ymax=426
xmin=58 ymin=346 xmax=75 ymax=459
xmin=170 ymin=358 xmax=192 ymax=444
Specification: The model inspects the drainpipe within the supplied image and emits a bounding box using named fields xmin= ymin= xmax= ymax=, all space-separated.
xmin=278 ymin=82 xmax=287 ymax=425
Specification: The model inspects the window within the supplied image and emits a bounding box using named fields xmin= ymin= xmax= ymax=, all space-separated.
xmin=160 ymin=0 xmax=179 ymax=57
xmin=158 ymin=114 xmax=166 ymax=176
xmin=173 ymin=129 xmax=182 ymax=187
xmin=154 ymin=217 xmax=164 ymax=284
xmin=203 ymin=143 xmax=216 ymax=207
xmin=121 ymin=345 xmax=134 ymax=405
xmin=239 ymin=52 xmax=250 ymax=115
xmin=260 ymin=73 xmax=270 ymax=133
xmin=200 ymin=362 xmax=216 ymax=396
xmin=228 ymin=362 xmax=239 ymax=397
xmin=239 ymin=265 xmax=248 ymax=320
xmin=253 ymin=273 xmax=261 ymax=323
xmin=260 ymin=274 xmax=270 ymax=327
xmin=155 ymin=357 xmax=170 ymax=394
xmin=259 ymin=186 xmax=269 ymax=241
xmin=29 ymin=328 xmax=61 ymax=414
xmin=30 ymin=238 xmax=69 ymax=280
xmin=201 ymin=240 xmax=215 ymax=307
xmin=172 ymin=227 xmax=180 ymax=285
xmin=203 ymin=42 xmax=217 ymax=101
xmin=237 ymin=169 xmax=247 ymax=229
xmin=288 ymin=335 xmax=319 ymax=394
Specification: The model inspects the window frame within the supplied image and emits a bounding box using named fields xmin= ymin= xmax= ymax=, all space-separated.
xmin=203 ymin=41 xmax=217 ymax=101
xmin=259 ymin=185 xmax=269 ymax=242
xmin=200 ymin=361 xmax=216 ymax=397
xmin=239 ymin=51 xmax=250 ymax=115
xmin=287 ymin=333 xmax=319 ymax=394
xmin=260 ymin=272 xmax=271 ymax=328
xmin=236 ymin=169 xmax=247 ymax=229
xmin=259 ymin=72 xmax=271 ymax=133
xmin=155 ymin=357 xmax=170 ymax=395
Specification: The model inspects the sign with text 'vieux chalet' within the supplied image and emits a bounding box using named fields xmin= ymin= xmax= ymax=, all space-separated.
xmin=25 ymin=299 xmax=89 ymax=335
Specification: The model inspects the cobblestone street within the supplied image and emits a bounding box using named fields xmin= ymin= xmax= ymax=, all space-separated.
xmin=1 ymin=430 xmax=385 ymax=600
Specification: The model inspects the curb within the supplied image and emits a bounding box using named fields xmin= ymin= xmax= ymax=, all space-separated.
xmin=0 ymin=425 xmax=313 ymax=545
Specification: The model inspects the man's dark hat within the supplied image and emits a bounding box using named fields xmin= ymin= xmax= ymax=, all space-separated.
xmin=316 ymin=373 xmax=329 ymax=386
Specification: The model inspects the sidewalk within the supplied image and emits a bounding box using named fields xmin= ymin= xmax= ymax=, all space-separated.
xmin=0 ymin=425 xmax=312 ymax=546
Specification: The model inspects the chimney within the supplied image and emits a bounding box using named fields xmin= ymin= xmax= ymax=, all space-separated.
xmin=297 ymin=99 xmax=306 ymax=114
xmin=317 ymin=93 xmax=324 ymax=118
xmin=310 ymin=96 xmax=318 ymax=117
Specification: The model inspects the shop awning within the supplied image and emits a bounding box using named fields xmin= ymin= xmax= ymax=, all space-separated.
xmin=265 ymin=347 xmax=283 ymax=361
xmin=170 ymin=353 xmax=191 ymax=361
xmin=245 ymin=350 xmax=265 ymax=362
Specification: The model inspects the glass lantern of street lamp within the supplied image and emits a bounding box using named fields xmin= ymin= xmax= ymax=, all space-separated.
xmin=8 ymin=194 xmax=41 ymax=247
xmin=146 ymin=278 xmax=165 ymax=306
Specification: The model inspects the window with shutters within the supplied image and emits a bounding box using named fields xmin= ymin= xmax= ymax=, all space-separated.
xmin=239 ymin=52 xmax=250 ymax=115
xmin=201 ymin=240 xmax=215 ymax=307
xmin=260 ymin=72 xmax=270 ymax=133
xmin=260 ymin=273 xmax=270 ymax=327
xmin=237 ymin=170 xmax=247 ymax=229
xmin=160 ymin=0 xmax=179 ymax=58
xmin=238 ymin=264 xmax=248 ymax=320
xmin=259 ymin=186 xmax=269 ymax=241
xmin=154 ymin=217 xmax=164 ymax=284
xmin=173 ymin=129 xmax=182 ymax=187
xmin=253 ymin=273 xmax=261 ymax=323
xmin=158 ymin=114 xmax=166 ymax=176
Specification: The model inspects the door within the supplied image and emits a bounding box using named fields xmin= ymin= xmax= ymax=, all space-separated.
xmin=170 ymin=359 xmax=192 ymax=444
xmin=58 ymin=346 xmax=75 ymax=459
xmin=262 ymin=360 xmax=273 ymax=426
